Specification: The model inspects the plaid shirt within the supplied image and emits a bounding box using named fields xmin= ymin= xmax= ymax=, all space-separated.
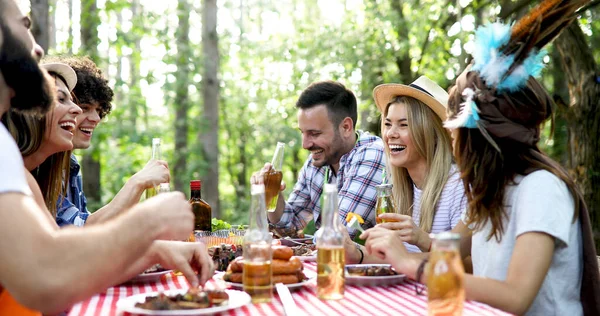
xmin=274 ymin=130 xmax=385 ymax=237
xmin=56 ymin=155 xmax=90 ymax=227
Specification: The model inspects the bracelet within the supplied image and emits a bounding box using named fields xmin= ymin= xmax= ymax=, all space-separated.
xmin=355 ymin=243 xmax=364 ymax=264
xmin=415 ymin=259 xmax=428 ymax=295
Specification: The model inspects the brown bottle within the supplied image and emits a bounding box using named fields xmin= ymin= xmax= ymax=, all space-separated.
xmin=190 ymin=180 xmax=212 ymax=232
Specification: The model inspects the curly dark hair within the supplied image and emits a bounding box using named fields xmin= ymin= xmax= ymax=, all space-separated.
xmin=43 ymin=55 xmax=113 ymax=118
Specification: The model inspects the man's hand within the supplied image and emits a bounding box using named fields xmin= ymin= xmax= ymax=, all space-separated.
xmin=377 ymin=213 xmax=431 ymax=251
xmin=132 ymin=159 xmax=170 ymax=189
xmin=250 ymin=163 xmax=286 ymax=191
xmin=149 ymin=241 xmax=215 ymax=287
xmin=138 ymin=192 xmax=194 ymax=241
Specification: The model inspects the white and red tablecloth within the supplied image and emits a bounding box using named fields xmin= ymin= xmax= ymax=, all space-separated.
xmin=68 ymin=262 xmax=511 ymax=316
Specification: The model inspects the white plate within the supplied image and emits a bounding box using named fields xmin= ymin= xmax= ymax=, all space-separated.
xmin=214 ymin=269 xmax=315 ymax=290
xmin=128 ymin=270 xmax=173 ymax=283
xmin=116 ymin=289 xmax=251 ymax=315
xmin=345 ymin=264 xmax=406 ymax=287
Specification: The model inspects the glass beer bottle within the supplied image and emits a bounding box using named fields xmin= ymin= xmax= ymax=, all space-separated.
xmin=145 ymin=138 xmax=161 ymax=200
xmin=190 ymin=180 xmax=212 ymax=232
xmin=243 ymin=184 xmax=273 ymax=303
xmin=426 ymin=232 xmax=465 ymax=316
xmin=264 ymin=142 xmax=284 ymax=212
xmin=317 ymin=183 xmax=345 ymax=300
xmin=375 ymin=184 xmax=397 ymax=224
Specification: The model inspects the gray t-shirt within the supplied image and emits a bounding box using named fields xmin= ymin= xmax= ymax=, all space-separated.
xmin=0 ymin=123 xmax=31 ymax=195
xmin=466 ymin=170 xmax=583 ymax=315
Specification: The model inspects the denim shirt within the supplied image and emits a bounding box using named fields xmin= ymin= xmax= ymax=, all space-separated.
xmin=56 ymin=155 xmax=90 ymax=227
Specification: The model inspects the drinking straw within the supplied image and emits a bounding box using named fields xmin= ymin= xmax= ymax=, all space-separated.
xmin=382 ymin=168 xmax=386 ymax=184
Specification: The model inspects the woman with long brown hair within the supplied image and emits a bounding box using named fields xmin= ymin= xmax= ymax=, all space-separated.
xmin=3 ymin=62 xmax=81 ymax=217
xmin=358 ymin=1 xmax=599 ymax=315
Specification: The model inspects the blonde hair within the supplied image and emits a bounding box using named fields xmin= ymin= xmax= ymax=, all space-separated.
xmin=383 ymin=96 xmax=453 ymax=233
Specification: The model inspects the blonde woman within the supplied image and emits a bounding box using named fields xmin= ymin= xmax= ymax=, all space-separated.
xmin=345 ymin=77 xmax=466 ymax=262
xmin=375 ymin=76 xmax=466 ymax=253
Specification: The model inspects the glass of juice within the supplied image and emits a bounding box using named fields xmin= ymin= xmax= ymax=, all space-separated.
xmin=426 ymin=232 xmax=465 ymax=316
xmin=264 ymin=142 xmax=285 ymax=212
xmin=375 ymin=184 xmax=397 ymax=224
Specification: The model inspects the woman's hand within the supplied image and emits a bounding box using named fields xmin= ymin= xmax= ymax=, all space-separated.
xmin=377 ymin=213 xmax=432 ymax=252
xmin=360 ymin=226 xmax=415 ymax=274
xmin=340 ymin=224 xmax=362 ymax=264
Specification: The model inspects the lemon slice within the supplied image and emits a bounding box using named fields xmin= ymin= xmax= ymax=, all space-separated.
xmin=346 ymin=212 xmax=365 ymax=224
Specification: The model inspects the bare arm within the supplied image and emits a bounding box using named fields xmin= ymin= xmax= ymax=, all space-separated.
xmin=85 ymin=176 xmax=144 ymax=224
xmin=0 ymin=191 xmax=193 ymax=314
xmin=86 ymin=160 xmax=170 ymax=225
xmin=464 ymin=232 xmax=554 ymax=315
xmin=452 ymin=220 xmax=472 ymax=259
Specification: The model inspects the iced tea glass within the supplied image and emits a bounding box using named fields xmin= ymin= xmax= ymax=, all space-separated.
xmin=426 ymin=232 xmax=465 ymax=316
xmin=264 ymin=170 xmax=283 ymax=212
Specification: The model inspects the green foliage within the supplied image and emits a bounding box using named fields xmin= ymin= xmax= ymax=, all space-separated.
xmin=212 ymin=218 xmax=232 ymax=231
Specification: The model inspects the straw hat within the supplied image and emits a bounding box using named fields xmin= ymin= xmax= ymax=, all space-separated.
xmin=373 ymin=76 xmax=448 ymax=120
xmin=41 ymin=63 xmax=78 ymax=92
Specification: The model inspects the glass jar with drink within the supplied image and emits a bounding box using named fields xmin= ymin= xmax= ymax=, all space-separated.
xmin=375 ymin=183 xmax=397 ymax=224
xmin=316 ymin=183 xmax=345 ymax=300
xmin=264 ymin=142 xmax=284 ymax=212
xmin=243 ymin=184 xmax=273 ymax=303
xmin=426 ymin=232 xmax=465 ymax=316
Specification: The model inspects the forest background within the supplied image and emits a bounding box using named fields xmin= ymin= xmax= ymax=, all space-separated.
xmin=22 ymin=0 xmax=600 ymax=249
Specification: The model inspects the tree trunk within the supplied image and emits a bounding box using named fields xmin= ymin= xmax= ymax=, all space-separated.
xmin=80 ymin=0 xmax=100 ymax=62
xmin=30 ymin=0 xmax=50 ymax=52
xmin=548 ymin=47 xmax=570 ymax=165
xmin=174 ymin=0 xmax=191 ymax=193
xmin=67 ymin=0 xmax=73 ymax=53
xmin=389 ymin=0 xmax=414 ymax=83
xmin=80 ymin=0 xmax=102 ymax=209
xmin=201 ymin=0 xmax=220 ymax=217
xmin=554 ymin=22 xmax=600 ymax=251
xmin=129 ymin=0 xmax=141 ymax=129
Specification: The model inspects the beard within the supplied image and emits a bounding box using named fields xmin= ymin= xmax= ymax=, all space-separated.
xmin=309 ymin=130 xmax=345 ymax=168
xmin=0 ymin=21 xmax=52 ymax=115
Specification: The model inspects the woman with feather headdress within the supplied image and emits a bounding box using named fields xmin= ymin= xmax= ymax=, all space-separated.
xmin=359 ymin=0 xmax=600 ymax=315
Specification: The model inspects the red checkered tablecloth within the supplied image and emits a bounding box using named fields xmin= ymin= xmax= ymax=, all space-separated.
xmin=67 ymin=262 xmax=510 ymax=316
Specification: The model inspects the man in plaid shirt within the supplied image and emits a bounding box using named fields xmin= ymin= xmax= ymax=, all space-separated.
xmin=252 ymin=81 xmax=385 ymax=237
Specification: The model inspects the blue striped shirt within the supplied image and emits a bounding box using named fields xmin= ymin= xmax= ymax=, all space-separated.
xmin=274 ymin=130 xmax=385 ymax=237
xmin=56 ymin=155 xmax=90 ymax=227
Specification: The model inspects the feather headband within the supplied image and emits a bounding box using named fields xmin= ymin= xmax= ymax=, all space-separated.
xmin=445 ymin=0 xmax=589 ymax=146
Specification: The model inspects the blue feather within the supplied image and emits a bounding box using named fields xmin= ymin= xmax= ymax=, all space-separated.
xmin=464 ymin=101 xmax=479 ymax=128
xmin=472 ymin=23 xmax=511 ymax=73
xmin=497 ymin=49 xmax=547 ymax=92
